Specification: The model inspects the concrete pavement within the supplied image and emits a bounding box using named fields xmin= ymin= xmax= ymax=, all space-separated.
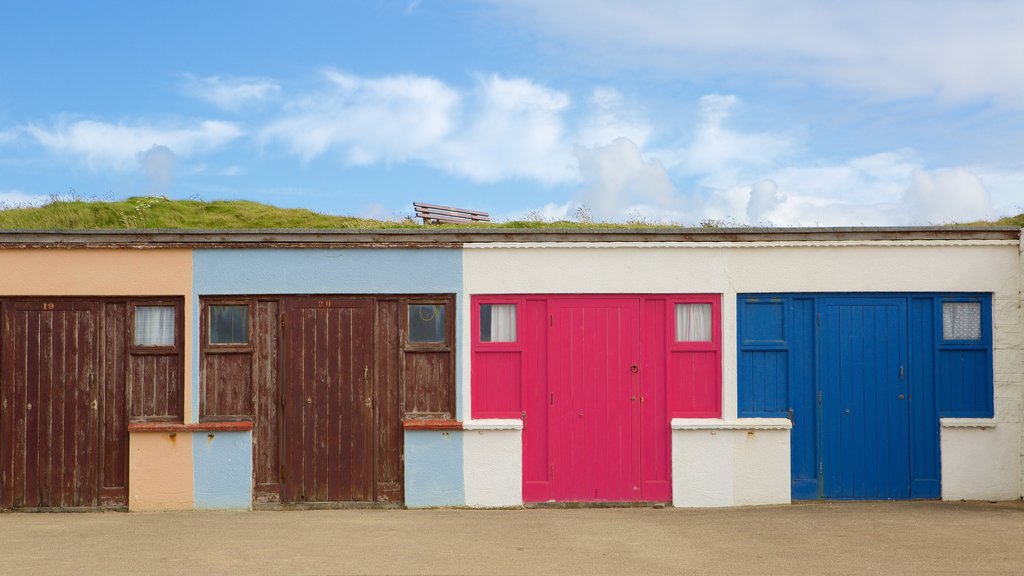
xmin=1 ymin=500 xmax=1022 ymax=575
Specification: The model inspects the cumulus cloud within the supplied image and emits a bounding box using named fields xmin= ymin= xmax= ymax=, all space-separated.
xmin=435 ymin=74 xmax=574 ymax=183
xmin=26 ymin=119 xmax=243 ymax=171
xmin=262 ymin=71 xmax=578 ymax=183
xmin=902 ymin=168 xmax=994 ymax=224
xmin=138 ymin=145 xmax=177 ymax=195
xmin=261 ymin=69 xmax=459 ymax=164
xmin=182 ymin=74 xmax=281 ymax=111
xmin=575 ymin=138 xmax=678 ymax=220
xmin=488 ymin=0 xmax=1024 ymax=105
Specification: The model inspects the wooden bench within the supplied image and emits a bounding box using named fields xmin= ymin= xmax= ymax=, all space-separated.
xmin=413 ymin=202 xmax=490 ymax=225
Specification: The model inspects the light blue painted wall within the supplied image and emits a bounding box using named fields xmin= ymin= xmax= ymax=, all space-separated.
xmin=193 ymin=430 xmax=253 ymax=510
xmin=404 ymin=430 xmax=465 ymax=507
xmin=191 ymin=248 xmax=464 ymax=422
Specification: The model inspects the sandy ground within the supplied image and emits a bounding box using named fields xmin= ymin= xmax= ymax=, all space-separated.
xmin=1 ymin=500 xmax=1022 ymax=575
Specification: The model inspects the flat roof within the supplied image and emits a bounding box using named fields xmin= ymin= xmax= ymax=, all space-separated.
xmin=0 ymin=226 xmax=1019 ymax=248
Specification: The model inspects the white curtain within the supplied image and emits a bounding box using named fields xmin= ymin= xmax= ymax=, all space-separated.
xmin=135 ymin=306 xmax=175 ymax=346
xmin=481 ymin=304 xmax=517 ymax=342
xmin=675 ymin=303 xmax=711 ymax=342
xmin=943 ymin=302 xmax=981 ymax=340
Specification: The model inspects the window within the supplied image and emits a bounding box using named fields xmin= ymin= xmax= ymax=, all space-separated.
xmin=943 ymin=301 xmax=981 ymax=340
xmin=480 ymin=303 xmax=517 ymax=342
xmin=134 ymin=305 xmax=175 ymax=346
xmin=675 ymin=303 xmax=712 ymax=342
xmin=209 ymin=305 xmax=249 ymax=345
xmin=408 ymin=304 xmax=446 ymax=343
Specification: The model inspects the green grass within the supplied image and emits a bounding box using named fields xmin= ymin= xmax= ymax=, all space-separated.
xmin=0 ymin=195 xmax=1021 ymax=230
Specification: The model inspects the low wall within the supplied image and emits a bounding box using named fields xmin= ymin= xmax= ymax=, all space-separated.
xmin=463 ymin=420 xmax=523 ymax=508
xmin=672 ymin=419 xmax=791 ymax=507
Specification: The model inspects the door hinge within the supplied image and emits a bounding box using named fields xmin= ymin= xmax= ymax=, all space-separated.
xmin=280 ymin=465 xmax=286 ymax=482
xmin=521 ymin=410 xmax=526 ymax=421
xmin=899 ymin=365 xmax=904 ymax=380
xmin=787 ymin=408 xmax=794 ymax=421
xmin=280 ymin=312 xmax=286 ymax=328
xmin=549 ymin=315 xmax=553 ymax=326
xmin=817 ymin=391 xmax=822 ymax=405
xmin=817 ymin=313 xmax=821 ymax=327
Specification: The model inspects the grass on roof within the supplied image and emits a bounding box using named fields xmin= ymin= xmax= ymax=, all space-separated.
xmin=0 ymin=195 xmax=1021 ymax=230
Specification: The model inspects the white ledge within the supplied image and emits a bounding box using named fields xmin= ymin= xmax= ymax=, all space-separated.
xmin=463 ymin=419 xmax=524 ymax=431
xmin=940 ymin=418 xmax=998 ymax=429
xmin=671 ymin=418 xmax=792 ymax=431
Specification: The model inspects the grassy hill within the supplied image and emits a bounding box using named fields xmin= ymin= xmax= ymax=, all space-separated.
xmin=0 ymin=195 xmax=1021 ymax=230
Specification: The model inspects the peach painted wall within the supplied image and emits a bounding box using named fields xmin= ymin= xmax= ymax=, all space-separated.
xmin=128 ymin=432 xmax=194 ymax=510
xmin=0 ymin=248 xmax=194 ymax=421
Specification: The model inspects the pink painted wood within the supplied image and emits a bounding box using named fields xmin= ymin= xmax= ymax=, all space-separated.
xmin=472 ymin=294 xmax=720 ymax=503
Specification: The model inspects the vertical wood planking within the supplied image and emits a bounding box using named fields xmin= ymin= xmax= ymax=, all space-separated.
xmin=374 ymin=300 xmax=402 ymax=502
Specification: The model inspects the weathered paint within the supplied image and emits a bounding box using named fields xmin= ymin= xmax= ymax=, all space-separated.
xmin=192 ymin=248 xmax=464 ymax=423
xmin=465 ymin=242 xmax=1023 ymax=503
xmin=0 ymin=248 xmax=195 ymax=422
xmin=671 ymin=419 xmax=791 ymax=507
xmin=193 ymin=431 xmax=253 ymax=509
xmin=404 ymin=430 xmax=464 ymax=507
xmin=463 ymin=421 xmax=523 ymax=507
xmin=128 ymin=432 xmax=193 ymax=510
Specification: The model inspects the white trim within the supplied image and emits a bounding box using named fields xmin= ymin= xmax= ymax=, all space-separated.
xmin=671 ymin=418 xmax=792 ymax=431
xmin=940 ymin=418 xmax=998 ymax=429
xmin=464 ymin=240 xmax=1018 ymax=250
xmin=463 ymin=419 xmax=524 ymax=431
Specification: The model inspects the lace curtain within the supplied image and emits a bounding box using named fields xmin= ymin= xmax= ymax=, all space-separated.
xmin=135 ymin=306 xmax=175 ymax=346
xmin=675 ymin=303 xmax=712 ymax=342
xmin=481 ymin=304 xmax=516 ymax=342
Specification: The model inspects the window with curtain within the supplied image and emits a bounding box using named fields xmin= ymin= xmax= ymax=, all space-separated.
xmin=209 ymin=305 xmax=249 ymax=345
xmin=480 ymin=303 xmax=517 ymax=342
xmin=943 ymin=301 xmax=981 ymax=340
xmin=134 ymin=305 xmax=175 ymax=346
xmin=675 ymin=303 xmax=712 ymax=342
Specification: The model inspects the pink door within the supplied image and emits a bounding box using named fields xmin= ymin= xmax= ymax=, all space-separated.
xmin=547 ymin=298 xmax=642 ymax=501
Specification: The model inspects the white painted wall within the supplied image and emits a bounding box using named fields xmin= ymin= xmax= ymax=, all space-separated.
xmin=941 ymin=420 xmax=1022 ymax=500
xmin=462 ymin=240 xmax=1024 ymax=504
xmin=463 ymin=421 xmax=523 ymax=507
xmin=672 ymin=419 xmax=791 ymax=507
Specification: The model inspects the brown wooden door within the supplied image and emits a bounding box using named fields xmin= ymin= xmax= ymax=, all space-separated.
xmin=2 ymin=301 xmax=105 ymax=509
xmin=281 ymin=298 xmax=374 ymax=503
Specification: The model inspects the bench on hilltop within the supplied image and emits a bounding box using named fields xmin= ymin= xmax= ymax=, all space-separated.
xmin=414 ymin=202 xmax=490 ymax=225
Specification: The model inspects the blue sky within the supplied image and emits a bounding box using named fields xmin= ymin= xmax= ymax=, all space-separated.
xmin=1 ymin=0 xmax=1022 ymax=225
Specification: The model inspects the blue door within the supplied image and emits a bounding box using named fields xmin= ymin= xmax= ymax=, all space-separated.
xmin=819 ymin=298 xmax=910 ymax=499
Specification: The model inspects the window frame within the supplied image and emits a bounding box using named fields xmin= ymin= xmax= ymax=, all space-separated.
xmin=128 ymin=300 xmax=182 ymax=355
xmin=473 ymin=296 xmax=524 ymax=351
xmin=202 ymin=299 xmax=254 ymax=353
xmin=939 ymin=297 xmax=986 ymax=345
xmin=402 ymin=298 xmax=453 ymax=352
xmin=666 ymin=296 xmax=721 ymax=353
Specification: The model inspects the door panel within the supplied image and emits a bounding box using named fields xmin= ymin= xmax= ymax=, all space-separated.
xmin=548 ymin=298 xmax=641 ymax=501
xmin=2 ymin=301 xmax=103 ymax=509
xmin=820 ymin=298 xmax=910 ymax=499
xmin=281 ymin=298 xmax=373 ymax=503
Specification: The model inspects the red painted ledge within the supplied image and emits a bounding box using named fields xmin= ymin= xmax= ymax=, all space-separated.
xmin=403 ymin=419 xmax=463 ymax=430
xmin=128 ymin=421 xmax=254 ymax=433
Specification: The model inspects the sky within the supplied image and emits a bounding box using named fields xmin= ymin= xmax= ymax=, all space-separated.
xmin=1 ymin=0 xmax=1022 ymax=226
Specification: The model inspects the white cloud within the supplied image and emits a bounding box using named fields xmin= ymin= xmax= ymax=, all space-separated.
xmin=182 ymin=74 xmax=281 ymax=111
xmin=575 ymin=88 xmax=651 ymax=149
xmin=489 ymin=0 xmax=1024 ymax=105
xmin=0 ymin=190 xmax=48 ymax=208
xmin=665 ymin=94 xmax=796 ymax=177
xmin=27 ymin=119 xmax=243 ymax=171
xmin=0 ymin=128 xmax=18 ymax=145
xmin=261 ymin=69 xmax=459 ymax=164
xmin=262 ymin=71 xmax=578 ymax=184
xmin=138 ymin=145 xmax=177 ymax=195
xmin=902 ymin=168 xmax=994 ymax=224
xmin=434 ymin=74 xmax=574 ymax=183
xmin=575 ymin=138 xmax=677 ymax=220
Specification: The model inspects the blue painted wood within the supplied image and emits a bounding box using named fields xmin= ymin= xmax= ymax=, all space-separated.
xmin=909 ymin=297 xmax=940 ymax=498
xmin=738 ymin=292 xmax=989 ymax=501
xmin=819 ymin=297 xmax=910 ymax=500
xmin=789 ymin=297 xmax=818 ymax=500
xmin=936 ymin=296 xmax=993 ymax=418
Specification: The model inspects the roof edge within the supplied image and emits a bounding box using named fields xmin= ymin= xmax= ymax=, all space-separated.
xmin=0 ymin=226 xmax=1019 ymax=247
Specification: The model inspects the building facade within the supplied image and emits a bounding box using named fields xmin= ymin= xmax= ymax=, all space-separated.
xmin=0 ymin=227 xmax=1020 ymax=510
